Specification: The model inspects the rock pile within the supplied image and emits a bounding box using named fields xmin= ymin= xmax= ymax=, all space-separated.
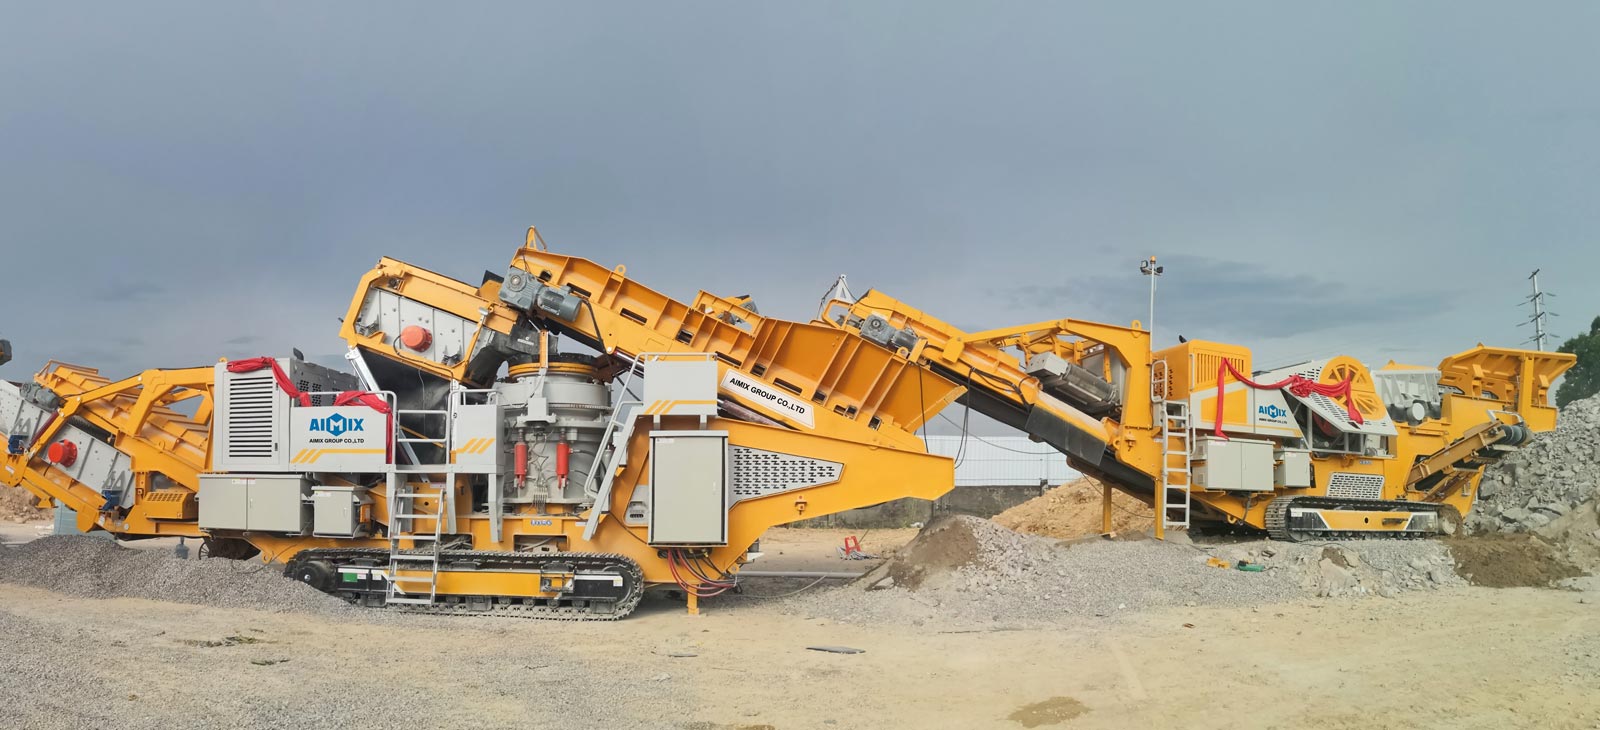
xmin=1471 ymin=394 xmax=1600 ymax=534
xmin=1467 ymin=393 xmax=1600 ymax=575
xmin=0 ymin=487 xmax=51 ymax=523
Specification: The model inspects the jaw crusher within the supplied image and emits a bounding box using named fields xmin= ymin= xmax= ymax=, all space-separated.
xmin=818 ymin=291 xmax=1573 ymax=541
xmin=0 ymin=230 xmax=1574 ymax=617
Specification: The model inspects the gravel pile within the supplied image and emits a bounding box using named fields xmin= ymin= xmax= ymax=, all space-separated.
xmin=0 ymin=536 xmax=352 ymax=615
xmin=790 ymin=516 xmax=1301 ymax=628
xmin=788 ymin=516 xmax=1473 ymax=628
xmin=1207 ymin=538 xmax=1464 ymax=598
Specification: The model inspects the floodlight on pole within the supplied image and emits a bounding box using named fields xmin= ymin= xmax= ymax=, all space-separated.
xmin=1139 ymin=256 xmax=1164 ymax=345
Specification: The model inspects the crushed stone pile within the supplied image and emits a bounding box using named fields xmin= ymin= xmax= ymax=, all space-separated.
xmin=1468 ymin=393 xmax=1600 ymax=575
xmin=992 ymin=477 xmax=1152 ymax=539
xmin=0 ymin=536 xmax=352 ymax=615
xmin=0 ymin=487 xmax=51 ymax=523
xmin=1206 ymin=538 xmax=1464 ymax=597
xmin=788 ymin=515 xmax=1465 ymax=628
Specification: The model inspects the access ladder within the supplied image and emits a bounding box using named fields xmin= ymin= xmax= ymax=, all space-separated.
xmin=383 ymin=405 xmax=455 ymax=606
xmin=1157 ymin=400 xmax=1192 ymax=533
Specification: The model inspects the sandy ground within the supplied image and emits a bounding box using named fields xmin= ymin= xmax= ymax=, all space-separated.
xmin=2 ymin=525 xmax=1598 ymax=729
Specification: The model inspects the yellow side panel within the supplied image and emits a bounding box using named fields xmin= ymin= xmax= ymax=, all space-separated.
xmin=1194 ymin=389 xmax=1253 ymax=430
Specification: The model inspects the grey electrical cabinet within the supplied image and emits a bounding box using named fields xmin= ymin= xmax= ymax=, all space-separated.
xmin=1192 ymin=437 xmax=1275 ymax=492
xmin=1275 ymin=448 xmax=1313 ymax=489
xmin=312 ymin=485 xmax=370 ymax=537
xmin=648 ymin=431 xmax=729 ymax=546
xmin=198 ymin=473 xmax=311 ymax=534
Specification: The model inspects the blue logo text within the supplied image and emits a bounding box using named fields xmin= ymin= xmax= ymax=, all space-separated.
xmin=309 ymin=413 xmax=365 ymax=437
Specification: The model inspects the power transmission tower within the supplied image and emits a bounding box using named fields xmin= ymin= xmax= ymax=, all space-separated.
xmin=1519 ymin=269 xmax=1557 ymax=351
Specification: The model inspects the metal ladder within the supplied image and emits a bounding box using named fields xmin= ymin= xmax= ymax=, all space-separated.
xmin=383 ymin=470 xmax=451 ymax=604
xmin=345 ymin=348 xmax=458 ymax=604
xmin=581 ymin=355 xmax=644 ymax=541
xmin=384 ymin=406 xmax=454 ymax=606
xmin=1159 ymin=399 xmax=1192 ymax=530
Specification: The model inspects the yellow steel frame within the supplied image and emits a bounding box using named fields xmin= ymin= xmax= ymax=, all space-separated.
xmin=1 ymin=362 xmax=215 ymax=536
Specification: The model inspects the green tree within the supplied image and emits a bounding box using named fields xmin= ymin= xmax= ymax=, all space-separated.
xmin=1555 ymin=316 xmax=1600 ymax=407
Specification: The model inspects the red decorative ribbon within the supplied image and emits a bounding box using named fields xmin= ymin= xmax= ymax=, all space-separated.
xmin=1213 ymin=359 xmax=1362 ymax=439
xmin=227 ymin=357 xmax=394 ymax=461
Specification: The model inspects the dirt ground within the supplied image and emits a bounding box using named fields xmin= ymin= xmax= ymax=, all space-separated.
xmin=1 ymin=525 xmax=1598 ymax=729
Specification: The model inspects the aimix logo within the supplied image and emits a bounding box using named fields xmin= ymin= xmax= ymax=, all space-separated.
xmin=1258 ymin=404 xmax=1289 ymax=420
xmin=309 ymin=413 xmax=365 ymax=437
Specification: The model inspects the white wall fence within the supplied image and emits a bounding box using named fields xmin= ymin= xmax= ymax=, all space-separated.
xmin=923 ymin=435 xmax=1079 ymax=487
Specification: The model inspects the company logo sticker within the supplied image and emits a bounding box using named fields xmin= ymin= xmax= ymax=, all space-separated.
xmin=309 ymin=413 xmax=365 ymax=437
xmin=1257 ymin=404 xmax=1290 ymax=420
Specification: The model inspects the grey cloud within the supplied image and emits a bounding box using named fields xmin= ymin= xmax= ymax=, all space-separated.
xmin=90 ymin=282 xmax=167 ymax=303
xmin=0 ymin=1 xmax=1594 ymax=389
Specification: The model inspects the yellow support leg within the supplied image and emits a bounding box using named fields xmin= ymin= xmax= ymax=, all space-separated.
xmin=1155 ymin=480 xmax=1166 ymax=541
xmin=1102 ymin=483 xmax=1113 ymax=535
xmin=687 ymin=590 xmax=700 ymax=616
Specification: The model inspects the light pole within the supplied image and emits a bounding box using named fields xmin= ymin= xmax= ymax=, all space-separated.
xmin=1139 ymin=256 xmax=1164 ymax=345
xmin=1139 ymin=255 xmax=1167 ymax=539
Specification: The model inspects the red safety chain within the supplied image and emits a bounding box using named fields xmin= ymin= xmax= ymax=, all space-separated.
xmin=1213 ymin=359 xmax=1363 ymax=439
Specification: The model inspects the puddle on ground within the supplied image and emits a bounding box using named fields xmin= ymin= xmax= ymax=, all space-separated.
xmin=1008 ymin=696 xmax=1089 ymax=727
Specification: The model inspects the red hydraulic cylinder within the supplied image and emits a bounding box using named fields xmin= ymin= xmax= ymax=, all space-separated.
xmin=513 ymin=442 xmax=528 ymax=485
xmin=555 ymin=441 xmax=570 ymax=486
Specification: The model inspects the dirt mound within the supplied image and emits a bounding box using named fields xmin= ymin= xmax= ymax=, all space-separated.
xmin=0 ymin=488 xmax=51 ymax=523
xmin=1446 ymin=534 xmax=1586 ymax=588
xmin=993 ymin=477 xmax=1151 ymax=539
xmin=883 ymin=515 xmax=983 ymax=589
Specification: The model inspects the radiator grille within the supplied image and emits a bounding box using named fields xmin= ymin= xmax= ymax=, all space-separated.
xmin=1195 ymin=353 xmax=1247 ymax=388
xmin=730 ymin=447 xmax=841 ymax=502
xmin=226 ymin=374 xmax=276 ymax=459
xmin=1326 ymin=472 xmax=1384 ymax=501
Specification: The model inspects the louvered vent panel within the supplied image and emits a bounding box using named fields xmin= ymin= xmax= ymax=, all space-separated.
xmin=226 ymin=375 xmax=277 ymax=458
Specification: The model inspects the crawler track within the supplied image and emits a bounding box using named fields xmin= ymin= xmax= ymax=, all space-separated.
xmin=285 ymin=548 xmax=645 ymax=620
xmin=1265 ymin=496 xmax=1448 ymax=542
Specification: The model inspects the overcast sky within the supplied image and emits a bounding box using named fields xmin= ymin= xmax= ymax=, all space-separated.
xmin=3 ymin=4 xmax=1595 ymax=417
